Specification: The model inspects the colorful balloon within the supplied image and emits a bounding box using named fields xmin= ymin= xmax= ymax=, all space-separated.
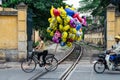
xmin=60 ymin=42 xmax=66 ymax=46
xmin=63 ymin=25 xmax=70 ymax=31
xmin=57 ymin=16 xmax=62 ymax=24
xmin=62 ymin=38 xmax=67 ymax=42
xmin=72 ymin=28 xmax=77 ymax=34
xmin=47 ymin=6 xmax=86 ymax=47
xmin=47 ymin=27 xmax=52 ymax=33
xmin=70 ymin=19 xmax=76 ymax=28
xmin=69 ymin=33 xmax=75 ymax=40
xmin=52 ymin=37 xmax=59 ymax=43
xmin=65 ymin=8 xmax=75 ymax=16
xmin=62 ymin=32 xmax=68 ymax=39
xmin=50 ymin=6 xmax=55 ymax=17
xmin=67 ymin=38 xmax=74 ymax=42
xmin=58 ymin=7 xmax=67 ymax=18
xmin=76 ymin=31 xmax=82 ymax=36
xmin=54 ymin=30 xmax=61 ymax=38
xmin=50 ymin=31 xmax=54 ymax=36
xmin=67 ymin=42 xmax=72 ymax=47
xmin=82 ymin=16 xmax=87 ymax=26
xmin=59 ymin=24 xmax=63 ymax=31
xmin=76 ymin=24 xmax=81 ymax=31
xmin=53 ymin=9 xmax=60 ymax=17
xmin=73 ymin=13 xmax=82 ymax=23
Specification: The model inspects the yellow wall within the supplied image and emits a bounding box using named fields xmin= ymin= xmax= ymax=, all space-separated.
xmin=107 ymin=4 xmax=120 ymax=49
xmin=84 ymin=32 xmax=103 ymax=45
xmin=0 ymin=16 xmax=17 ymax=49
xmin=116 ymin=16 xmax=120 ymax=35
xmin=0 ymin=3 xmax=27 ymax=61
xmin=84 ymin=4 xmax=120 ymax=49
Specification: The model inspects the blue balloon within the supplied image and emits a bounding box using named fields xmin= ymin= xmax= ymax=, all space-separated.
xmin=65 ymin=8 xmax=75 ymax=16
xmin=60 ymin=42 xmax=66 ymax=46
xmin=76 ymin=24 xmax=81 ymax=30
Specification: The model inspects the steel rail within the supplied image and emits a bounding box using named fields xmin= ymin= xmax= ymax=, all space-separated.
xmin=59 ymin=45 xmax=83 ymax=80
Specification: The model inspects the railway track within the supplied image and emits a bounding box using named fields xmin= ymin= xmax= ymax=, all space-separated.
xmin=28 ymin=43 xmax=82 ymax=80
xmin=59 ymin=44 xmax=83 ymax=80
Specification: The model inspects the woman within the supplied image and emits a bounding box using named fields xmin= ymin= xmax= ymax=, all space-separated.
xmin=34 ymin=36 xmax=48 ymax=65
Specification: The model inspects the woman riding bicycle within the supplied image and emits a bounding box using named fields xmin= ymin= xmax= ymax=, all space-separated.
xmin=33 ymin=36 xmax=48 ymax=66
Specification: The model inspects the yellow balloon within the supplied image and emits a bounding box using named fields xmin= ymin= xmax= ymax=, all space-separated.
xmin=65 ymin=5 xmax=75 ymax=10
xmin=53 ymin=27 xmax=57 ymax=31
xmin=59 ymin=24 xmax=63 ymax=31
xmin=63 ymin=25 xmax=70 ymax=31
xmin=70 ymin=28 xmax=73 ymax=33
xmin=65 ymin=5 xmax=69 ymax=8
xmin=76 ymin=36 xmax=82 ymax=41
xmin=57 ymin=16 xmax=62 ymax=24
xmin=67 ymin=42 xmax=72 ymax=47
xmin=72 ymin=28 xmax=77 ymax=34
xmin=51 ymin=17 xmax=56 ymax=23
xmin=54 ymin=22 xmax=58 ymax=26
xmin=47 ymin=27 xmax=52 ymax=33
xmin=50 ymin=23 xmax=55 ymax=29
xmin=70 ymin=28 xmax=77 ymax=34
xmin=69 ymin=33 xmax=75 ymax=40
xmin=62 ymin=32 xmax=68 ymax=39
xmin=50 ymin=6 xmax=54 ymax=17
xmin=48 ymin=18 xmax=52 ymax=23
xmin=58 ymin=7 xmax=67 ymax=18
xmin=70 ymin=6 xmax=75 ymax=10
xmin=62 ymin=38 xmax=67 ymax=42
xmin=50 ymin=31 xmax=54 ymax=36
xmin=66 ymin=16 xmax=70 ymax=22
xmin=64 ymin=19 xmax=67 ymax=24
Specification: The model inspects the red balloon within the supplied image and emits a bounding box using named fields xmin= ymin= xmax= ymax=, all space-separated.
xmin=68 ymin=38 xmax=74 ymax=42
xmin=73 ymin=13 xmax=82 ymax=23
xmin=53 ymin=9 xmax=60 ymax=16
xmin=73 ymin=13 xmax=79 ymax=18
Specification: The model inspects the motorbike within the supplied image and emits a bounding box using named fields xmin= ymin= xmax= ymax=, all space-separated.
xmin=93 ymin=51 xmax=120 ymax=73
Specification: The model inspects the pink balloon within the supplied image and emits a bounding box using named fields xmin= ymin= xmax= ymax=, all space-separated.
xmin=52 ymin=30 xmax=61 ymax=43
xmin=55 ymin=30 xmax=61 ymax=38
xmin=82 ymin=17 xmax=87 ymax=26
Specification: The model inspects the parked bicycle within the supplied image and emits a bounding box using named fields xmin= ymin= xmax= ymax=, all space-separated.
xmin=21 ymin=50 xmax=58 ymax=73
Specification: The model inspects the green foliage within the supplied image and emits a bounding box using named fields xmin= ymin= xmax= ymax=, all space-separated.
xmin=78 ymin=0 xmax=100 ymax=13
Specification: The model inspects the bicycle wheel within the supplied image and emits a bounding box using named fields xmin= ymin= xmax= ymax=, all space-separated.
xmin=45 ymin=57 xmax=58 ymax=71
xmin=21 ymin=59 xmax=36 ymax=73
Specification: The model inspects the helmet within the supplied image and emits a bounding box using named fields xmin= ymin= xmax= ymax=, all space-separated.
xmin=115 ymin=35 xmax=120 ymax=40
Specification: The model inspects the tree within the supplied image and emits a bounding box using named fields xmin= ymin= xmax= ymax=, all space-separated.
xmin=78 ymin=0 xmax=100 ymax=13
xmin=2 ymin=0 xmax=66 ymax=40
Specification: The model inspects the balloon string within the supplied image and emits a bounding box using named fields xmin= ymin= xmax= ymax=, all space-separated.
xmin=55 ymin=43 xmax=58 ymax=53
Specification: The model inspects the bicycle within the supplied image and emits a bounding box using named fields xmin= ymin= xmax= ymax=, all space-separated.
xmin=21 ymin=50 xmax=58 ymax=73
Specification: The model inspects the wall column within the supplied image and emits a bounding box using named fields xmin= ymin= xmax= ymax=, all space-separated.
xmin=17 ymin=2 xmax=27 ymax=60
xmin=106 ymin=4 xmax=116 ymax=49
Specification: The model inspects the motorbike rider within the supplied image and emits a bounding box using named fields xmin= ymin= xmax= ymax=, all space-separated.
xmin=108 ymin=35 xmax=120 ymax=67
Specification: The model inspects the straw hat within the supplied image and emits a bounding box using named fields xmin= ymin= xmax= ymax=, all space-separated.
xmin=115 ymin=35 xmax=120 ymax=40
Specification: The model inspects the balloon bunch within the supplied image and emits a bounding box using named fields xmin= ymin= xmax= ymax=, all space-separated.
xmin=47 ymin=6 xmax=87 ymax=47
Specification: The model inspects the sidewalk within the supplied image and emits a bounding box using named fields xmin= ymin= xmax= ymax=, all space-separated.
xmin=0 ymin=43 xmax=72 ymax=69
